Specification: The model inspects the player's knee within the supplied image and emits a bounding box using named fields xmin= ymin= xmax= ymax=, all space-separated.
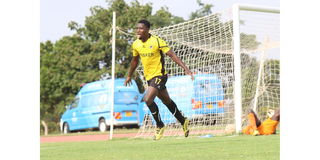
xmin=144 ymin=96 xmax=153 ymax=106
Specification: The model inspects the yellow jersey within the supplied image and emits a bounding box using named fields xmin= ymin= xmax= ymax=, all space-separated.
xmin=132 ymin=35 xmax=171 ymax=81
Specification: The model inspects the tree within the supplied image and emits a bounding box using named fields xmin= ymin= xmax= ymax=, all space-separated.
xmin=149 ymin=6 xmax=184 ymax=27
xmin=40 ymin=36 xmax=107 ymax=123
xmin=189 ymin=0 xmax=213 ymax=20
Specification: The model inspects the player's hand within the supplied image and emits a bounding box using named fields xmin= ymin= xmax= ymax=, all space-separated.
xmin=124 ymin=77 xmax=132 ymax=86
xmin=185 ymin=70 xmax=194 ymax=81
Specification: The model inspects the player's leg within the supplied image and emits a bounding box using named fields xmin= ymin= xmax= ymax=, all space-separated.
xmin=145 ymin=77 xmax=166 ymax=140
xmin=249 ymin=109 xmax=261 ymax=127
xmin=245 ymin=109 xmax=261 ymax=135
xmin=157 ymin=88 xmax=186 ymax=124
xmin=157 ymin=88 xmax=190 ymax=137
xmin=144 ymin=86 xmax=164 ymax=128
xmin=153 ymin=74 xmax=185 ymax=124
xmin=144 ymin=86 xmax=158 ymax=106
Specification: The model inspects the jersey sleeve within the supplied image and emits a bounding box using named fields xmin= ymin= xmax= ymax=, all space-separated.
xmin=132 ymin=43 xmax=139 ymax=56
xmin=158 ymin=38 xmax=171 ymax=54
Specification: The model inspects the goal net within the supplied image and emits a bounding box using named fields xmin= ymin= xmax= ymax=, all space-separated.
xmin=133 ymin=5 xmax=280 ymax=138
xmin=235 ymin=6 xmax=280 ymax=130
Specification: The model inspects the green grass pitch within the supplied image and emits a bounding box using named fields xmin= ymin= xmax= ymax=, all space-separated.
xmin=41 ymin=134 xmax=279 ymax=160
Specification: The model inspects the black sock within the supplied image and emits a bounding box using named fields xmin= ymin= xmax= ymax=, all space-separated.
xmin=165 ymin=100 xmax=185 ymax=125
xmin=147 ymin=102 xmax=164 ymax=128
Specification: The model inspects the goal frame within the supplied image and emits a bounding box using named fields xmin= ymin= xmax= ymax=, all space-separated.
xmin=232 ymin=4 xmax=280 ymax=133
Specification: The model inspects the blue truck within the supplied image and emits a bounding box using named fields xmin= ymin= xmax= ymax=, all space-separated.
xmin=60 ymin=78 xmax=144 ymax=134
xmin=140 ymin=73 xmax=225 ymax=126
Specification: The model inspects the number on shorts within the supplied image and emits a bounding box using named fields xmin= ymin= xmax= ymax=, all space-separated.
xmin=155 ymin=77 xmax=161 ymax=85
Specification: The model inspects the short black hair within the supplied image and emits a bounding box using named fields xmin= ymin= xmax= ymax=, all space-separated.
xmin=138 ymin=19 xmax=151 ymax=29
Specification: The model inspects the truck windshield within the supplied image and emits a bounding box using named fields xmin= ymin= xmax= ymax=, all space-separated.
xmin=70 ymin=97 xmax=79 ymax=109
xmin=114 ymin=91 xmax=139 ymax=104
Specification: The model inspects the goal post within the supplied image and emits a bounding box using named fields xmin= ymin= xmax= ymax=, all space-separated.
xmin=110 ymin=11 xmax=116 ymax=140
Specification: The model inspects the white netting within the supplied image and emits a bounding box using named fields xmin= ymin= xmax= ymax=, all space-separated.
xmin=239 ymin=10 xmax=280 ymax=127
xmin=135 ymin=9 xmax=236 ymax=137
xmin=117 ymin=7 xmax=281 ymax=138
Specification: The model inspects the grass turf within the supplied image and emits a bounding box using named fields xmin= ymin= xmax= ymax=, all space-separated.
xmin=41 ymin=134 xmax=279 ymax=160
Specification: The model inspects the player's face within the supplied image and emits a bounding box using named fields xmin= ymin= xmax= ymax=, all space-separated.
xmin=136 ymin=23 xmax=149 ymax=40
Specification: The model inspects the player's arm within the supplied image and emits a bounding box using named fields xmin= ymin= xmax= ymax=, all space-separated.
xmin=166 ymin=49 xmax=194 ymax=80
xmin=124 ymin=56 xmax=139 ymax=86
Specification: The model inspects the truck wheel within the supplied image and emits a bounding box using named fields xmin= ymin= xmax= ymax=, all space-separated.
xmin=63 ymin=123 xmax=70 ymax=134
xmin=99 ymin=119 xmax=107 ymax=132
